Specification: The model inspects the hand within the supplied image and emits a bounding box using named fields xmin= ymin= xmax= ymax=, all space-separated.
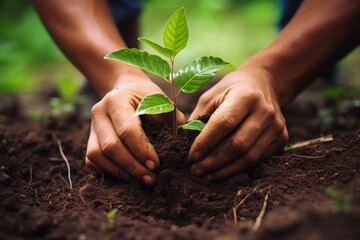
xmin=189 ymin=68 xmax=288 ymax=180
xmin=85 ymin=74 xmax=185 ymax=186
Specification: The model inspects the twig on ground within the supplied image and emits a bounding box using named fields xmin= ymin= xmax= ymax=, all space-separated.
xmin=46 ymin=193 xmax=52 ymax=201
xmin=252 ymin=191 xmax=270 ymax=231
xmin=233 ymin=180 xmax=261 ymax=223
xmin=284 ymin=135 xmax=333 ymax=151
xmin=56 ymin=140 xmax=73 ymax=189
xmin=49 ymin=157 xmax=64 ymax=162
xmin=279 ymin=153 xmax=325 ymax=159
xmin=78 ymin=184 xmax=90 ymax=207
xmin=35 ymin=188 xmax=40 ymax=204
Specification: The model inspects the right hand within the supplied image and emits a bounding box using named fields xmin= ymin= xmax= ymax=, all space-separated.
xmin=85 ymin=73 xmax=185 ymax=186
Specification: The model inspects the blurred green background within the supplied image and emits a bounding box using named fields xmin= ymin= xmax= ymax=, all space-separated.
xmin=0 ymin=0 xmax=359 ymax=97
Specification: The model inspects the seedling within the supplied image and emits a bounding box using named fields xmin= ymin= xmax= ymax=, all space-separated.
xmin=105 ymin=208 xmax=118 ymax=227
xmin=50 ymin=75 xmax=86 ymax=117
xmin=325 ymin=187 xmax=351 ymax=213
xmin=105 ymin=8 xmax=234 ymax=135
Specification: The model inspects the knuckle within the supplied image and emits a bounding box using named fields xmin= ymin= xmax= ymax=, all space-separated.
xmin=86 ymin=147 xmax=100 ymax=162
xmin=117 ymin=122 xmax=137 ymax=140
xmin=262 ymin=105 xmax=276 ymax=121
xmin=245 ymin=151 xmax=260 ymax=164
xmin=90 ymin=103 xmax=102 ymax=117
xmin=229 ymin=135 xmax=248 ymax=151
xmin=218 ymin=113 xmax=237 ymax=132
xmin=243 ymin=90 xmax=262 ymax=104
xmin=282 ymin=128 xmax=289 ymax=143
xmin=198 ymin=92 xmax=211 ymax=104
xmin=273 ymin=117 xmax=286 ymax=134
xmin=100 ymin=138 xmax=119 ymax=157
xmin=85 ymin=158 xmax=93 ymax=168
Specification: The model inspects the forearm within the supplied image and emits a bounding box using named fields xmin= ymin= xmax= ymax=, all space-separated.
xmin=241 ymin=0 xmax=360 ymax=107
xmin=33 ymin=0 xmax=145 ymax=97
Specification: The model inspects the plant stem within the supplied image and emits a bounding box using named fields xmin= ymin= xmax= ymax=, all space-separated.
xmin=170 ymin=57 xmax=177 ymax=135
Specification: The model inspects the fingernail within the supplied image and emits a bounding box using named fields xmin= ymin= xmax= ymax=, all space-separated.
xmin=191 ymin=165 xmax=204 ymax=176
xmin=191 ymin=150 xmax=203 ymax=161
xmin=142 ymin=175 xmax=154 ymax=186
xmin=145 ymin=160 xmax=156 ymax=170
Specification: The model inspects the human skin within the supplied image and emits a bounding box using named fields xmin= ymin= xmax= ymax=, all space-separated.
xmin=189 ymin=0 xmax=360 ymax=180
xmin=33 ymin=0 xmax=185 ymax=186
xmin=33 ymin=0 xmax=360 ymax=184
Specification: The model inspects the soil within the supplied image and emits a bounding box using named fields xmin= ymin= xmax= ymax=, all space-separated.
xmin=1 ymin=94 xmax=360 ymax=240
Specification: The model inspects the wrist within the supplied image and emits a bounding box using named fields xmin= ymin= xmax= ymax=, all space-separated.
xmin=95 ymin=63 xmax=149 ymax=97
xmin=240 ymin=46 xmax=306 ymax=107
xmin=111 ymin=67 xmax=148 ymax=88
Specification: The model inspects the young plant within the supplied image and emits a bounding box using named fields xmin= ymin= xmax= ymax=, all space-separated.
xmin=101 ymin=208 xmax=118 ymax=229
xmin=50 ymin=76 xmax=86 ymax=117
xmin=105 ymin=8 xmax=234 ymax=134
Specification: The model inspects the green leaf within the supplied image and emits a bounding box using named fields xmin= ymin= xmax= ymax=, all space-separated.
xmin=320 ymin=86 xmax=359 ymax=100
xmin=138 ymin=37 xmax=173 ymax=58
xmin=106 ymin=208 xmax=118 ymax=220
xmin=105 ymin=48 xmax=170 ymax=81
xmin=175 ymin=56 xmax=234 ymax=93
xmin=135 ymin=93 xmax=174 ymax=115
xmin=178 ymin=119 xmax=205 ymax=131
xmin=163 ymin=8 xmax=188 ymax=57
xmin=57 ymin=76 xmax=80 ymax=101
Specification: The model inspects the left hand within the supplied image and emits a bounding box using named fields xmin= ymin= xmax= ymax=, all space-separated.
xmin=188 ymin=68 xmax=289 ymax=181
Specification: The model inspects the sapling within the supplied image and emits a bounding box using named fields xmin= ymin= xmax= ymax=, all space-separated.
xmin=105 ymin=8 xmax=234 ymax=135
xmin=50 ymin=76 xmax=86 ymax=117
xmin=100 ymin=208 xmax=118 ymax=229
xmin=104 ymin=208 xmax=118 ymax=228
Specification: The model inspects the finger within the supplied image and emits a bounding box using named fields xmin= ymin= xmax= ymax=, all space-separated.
xmin=189 ymin=94 xmax=251 ymax=161
xmin=85 ymin=125 xmax=133 ymax=182
xmin=91 ymin=109 xmax=157 ymax=186
xmin=189 ymin=91 xmax=217 ymax=121
xmin=190 ymin=110 xmax=271 ymax=176
xmin=85 ymin=157 xmax=100 ymax=172
xmin=104 ymin=99 xmax=160 ymax=169
xmin=203 ymin=120 xmax=287 ymax=180
xmin=261 ymin=127 xmax=289 ymax=157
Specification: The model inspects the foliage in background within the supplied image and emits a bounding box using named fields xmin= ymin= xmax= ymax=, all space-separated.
xmin=325 ymin=187 xmax=352 ymax=213
xmin=0 ymin=0 xmax=359 ymax=98
xmin=50 ymin=76 xmax=86 ymax=117
xmin=0 ymin=0 xmax=75 ymax=95
xmin=319 ymin=86 xmax=360 ymax=131
xmin=140 ymin=0 xmax=279 ymax=68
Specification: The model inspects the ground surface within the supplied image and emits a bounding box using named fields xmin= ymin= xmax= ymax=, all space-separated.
xmin=0 ymin=95 xmax=360 ymax=240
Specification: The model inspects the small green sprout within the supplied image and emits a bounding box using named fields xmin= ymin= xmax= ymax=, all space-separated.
xmin=50 ymin=76 xmax=86 ymax=117
xmin=105 ymin=208 xmax=118 ymax=227
xmin=325 ymin=187 xmax=352 ymax=213
xmin=105 ymin=8 xmax=234 ymax=135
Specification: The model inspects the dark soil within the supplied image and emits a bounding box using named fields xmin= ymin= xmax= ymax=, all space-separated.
xmin=1 ymin=96 xmax=360 ymax=240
